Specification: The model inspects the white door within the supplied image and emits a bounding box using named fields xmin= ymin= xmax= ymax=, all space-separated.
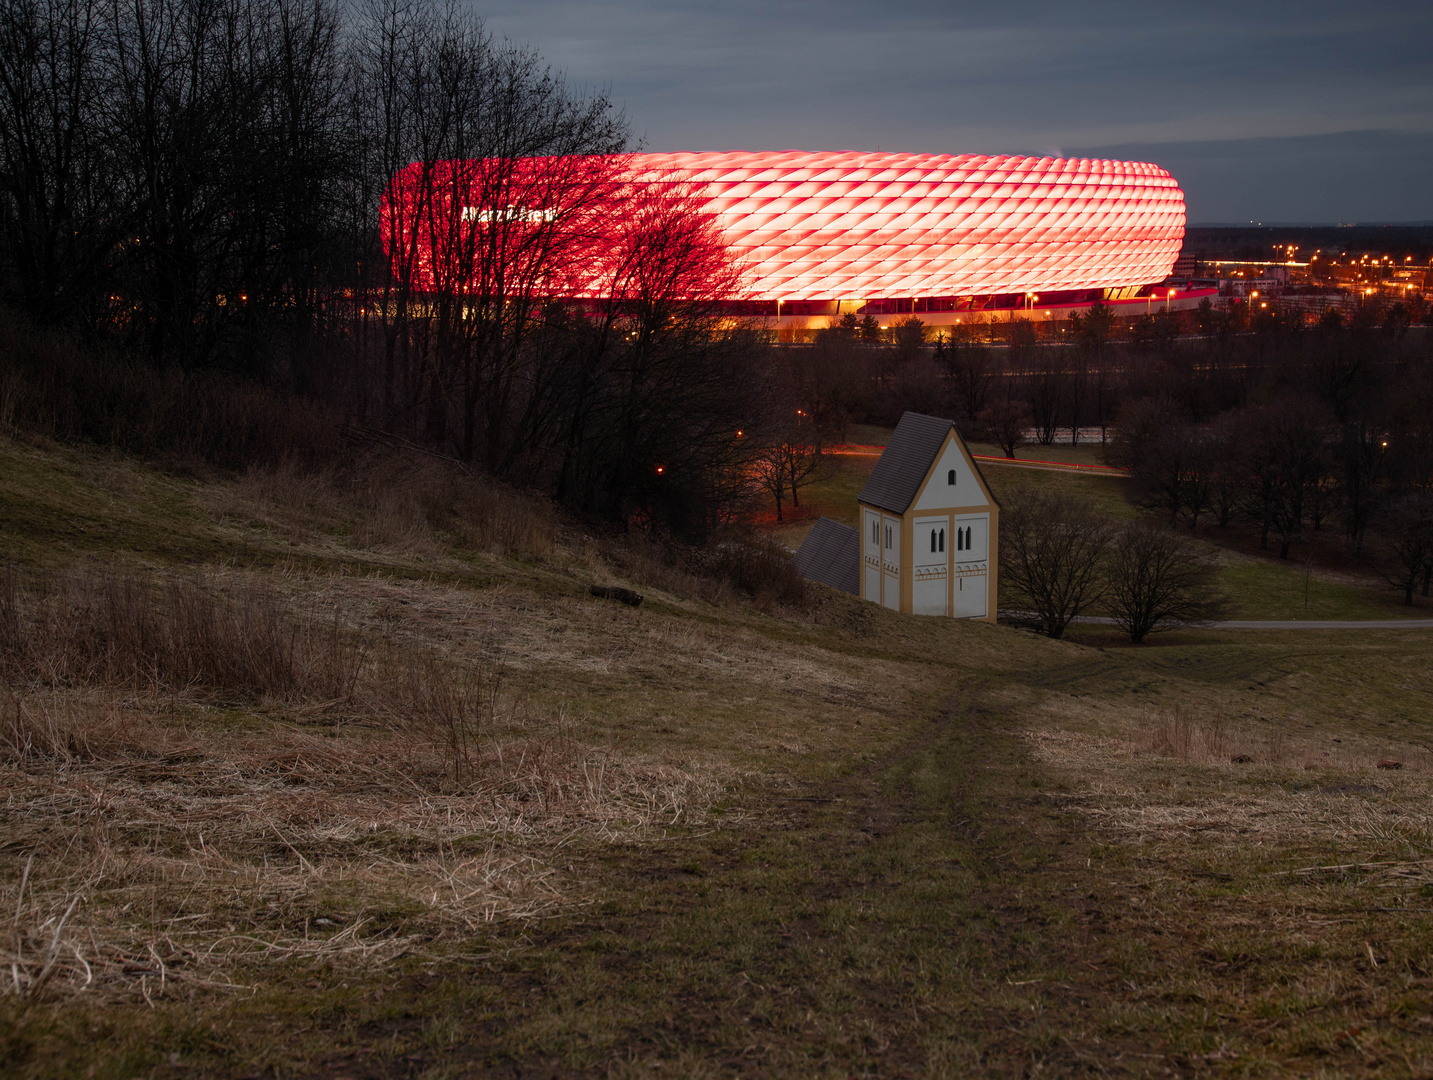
xmin=881 ymin=516 xmax=900 ymax=610
xmin=912 ymin=515 xmax=949 ymax=616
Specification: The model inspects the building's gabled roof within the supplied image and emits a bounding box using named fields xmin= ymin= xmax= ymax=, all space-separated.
xmin=791 ymin=517 xmax=860 ymax=596
xmin=858 ymin=412 xmax=955 ymax=514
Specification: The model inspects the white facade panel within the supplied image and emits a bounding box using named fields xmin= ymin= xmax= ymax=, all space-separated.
xmin=912 ymin=438 xmax=982 ymax=513
xmin=954 ymin=514 xmax=989 ymax=562
xmin=862 ymin=509 xmax=882 ymax=602
xmin=913 ymin=515 xmax=948 ymax=567
xmin=953 ymin=569 xmax=988 ymax=619
xmin=881 ymin=516 xmax=901 ymax=609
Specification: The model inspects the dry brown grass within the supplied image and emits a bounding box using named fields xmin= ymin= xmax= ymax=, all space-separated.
xmin=0 ymin=565 xmax=729 ymax=1007
xmin=606 ymin=531 xmax=807 ymax=611
xmin=206 ymin=451 xmax=560 ymax=561
xmin=0 ymin=687 xmax=721 ymax=1006
xmin=1 ymin=564 xmax=365 ymax=705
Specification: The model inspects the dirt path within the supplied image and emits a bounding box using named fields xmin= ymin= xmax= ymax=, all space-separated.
xmin=281 ymin=684 xmax=1166 ymax=1078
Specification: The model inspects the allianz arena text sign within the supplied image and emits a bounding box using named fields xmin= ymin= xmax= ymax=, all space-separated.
xmin=382 ymin=151 xmax=1186 ymax=302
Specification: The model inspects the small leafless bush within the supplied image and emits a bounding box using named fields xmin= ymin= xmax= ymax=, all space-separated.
xmin=1106 ymin=521 xmax=1228 ymax=642
xmin=1001 ymin=491 xmax=1110 ymax=638
xmin=694 ymin=534 xmax=806 ymax=607
xmin=614 ymin=535 xmax=734 ymax=607
xmin=391 ymin=653 xmax=494 ymax=787
xmin=1140 ymin=710 xmax=1231 ymax=762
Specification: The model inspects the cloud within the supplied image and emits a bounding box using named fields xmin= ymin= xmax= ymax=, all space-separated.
xmin=1066 ymin=130 xmax=1433 ymax=223
xmin=475 ymin=1 xmax=1433 ymax=215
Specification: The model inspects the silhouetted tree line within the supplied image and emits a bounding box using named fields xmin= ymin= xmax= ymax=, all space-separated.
xmin=761 ymin=297 xmax=1432 ymax=597
xmin=0 ymin=0 xmax=780 ymax=537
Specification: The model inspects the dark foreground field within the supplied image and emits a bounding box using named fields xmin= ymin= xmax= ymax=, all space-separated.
xmin=5 ymin=436 xmax=1433 ymax=1078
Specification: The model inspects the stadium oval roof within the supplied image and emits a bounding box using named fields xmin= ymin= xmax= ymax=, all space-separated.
xmin=635 ymin=152 xmax=1186 ymax=300
xmin=384 ymin=150 xmax=1186 ymax=301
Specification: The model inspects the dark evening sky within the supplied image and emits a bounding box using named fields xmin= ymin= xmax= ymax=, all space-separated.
xmin=478 ymin=0 xmax=1433 ymax=224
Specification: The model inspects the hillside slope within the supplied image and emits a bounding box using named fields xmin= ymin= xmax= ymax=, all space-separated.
xmin=5 ymin=437 xmax=1433 ymax=1077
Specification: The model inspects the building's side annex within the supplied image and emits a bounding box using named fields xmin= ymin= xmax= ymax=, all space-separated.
xmin=856 ymin=412 xmax=999 ymax=621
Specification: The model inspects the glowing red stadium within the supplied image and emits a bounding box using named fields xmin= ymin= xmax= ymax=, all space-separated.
xmin=382 ymin=150 xmax=1195 ymax=327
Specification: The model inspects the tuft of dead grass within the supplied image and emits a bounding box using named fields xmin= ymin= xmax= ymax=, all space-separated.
xmin=1 ymin=563 xmax=364 ymax=706
xmin=0 ymin=688 xmax=722 ymax=1005
xmin=205 ymin=451 xmax=559 ymax=560
xmin=1023 ymin=703 xmax=1433 ymax=918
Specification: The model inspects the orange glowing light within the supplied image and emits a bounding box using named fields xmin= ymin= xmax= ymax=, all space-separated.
xmin=383 ymin=152 xmax=1187 ymax=299
xmin=655 ymin=466 xmax=665 ymax=474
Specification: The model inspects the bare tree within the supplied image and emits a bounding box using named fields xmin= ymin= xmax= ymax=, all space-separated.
xmin=943 ymin=338 xmax=995 ymax=424
xmin=363 ymin=0 xmax=627 ymax=458
xmin=1206 ymin=411 xmax=1245 ymax=528
xmin=0 ymin=0 xmax=116 ymax=323
xmin=783 ymin=323 xmax=871 ymax=443
xmin=1239 ymin=398 xmax=1334 ymax=558
xmin=978 ymin=398 xmax=1030 ymax=459
xmin=1123 ymin=417 xmax=1212 ymax=528
xmin=1375 ymin=492 xmax=1433 ymax=606
xmin=1001 ymin=491 xmax=1111 ymax=639
xmin=1070 ymin=299 xmax=1114 ymax=363
xmin=1025 ymin=350 xmax=1064 ymax=446
xmin=1106 ymin=521 xmax=1226 ymax=642
xmin=889 ymin=315 xmax=925 ymax=360
xmin=1067 ymin=351 xmax=1088 ymax=447
xmin=540 ymin=174 xmax=760 ymax=535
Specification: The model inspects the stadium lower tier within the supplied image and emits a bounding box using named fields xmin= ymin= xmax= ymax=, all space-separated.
xmin=717 ymin=285 xmax=1215 ymax=327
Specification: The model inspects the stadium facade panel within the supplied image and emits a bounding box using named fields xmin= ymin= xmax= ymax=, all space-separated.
xmin=637 ymin=152 xmax=1186 ymax=301
xmin=383 ymin=151 xmax=1186 ymax=304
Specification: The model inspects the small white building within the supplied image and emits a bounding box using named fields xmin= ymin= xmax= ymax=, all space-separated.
xmin=793 ymin=411 xmax=1000 ymax=621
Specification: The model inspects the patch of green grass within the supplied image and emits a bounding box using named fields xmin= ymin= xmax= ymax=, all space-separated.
xmin=967 ymin=438 xmax=1114 ymax=467
xmin=978 ymin=459 xmax=1139 ymax=519
xmin=1216 ymin=552 xmax=1425 ymax=620
xmin=0 ymin=440 xmax=230 ymax=567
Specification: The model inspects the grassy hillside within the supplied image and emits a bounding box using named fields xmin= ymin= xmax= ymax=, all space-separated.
xmin=5 ymin=435 xmax=1433 ymax=1077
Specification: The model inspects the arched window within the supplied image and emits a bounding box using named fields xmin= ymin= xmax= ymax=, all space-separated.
xmin=957 ymin=529 xmax=964 ymax=551
xmin=947 ymin=468 xmax=956 ymax=485
xmin=871 ymin=520 xmax=878 ymax=544
xmin=965 ymin=526 xmax=972 ymax=550
xmin=930 ymin=529 xmax=937 ymax=553
xmin=938 ymin=528 xmax=945 ymax=552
